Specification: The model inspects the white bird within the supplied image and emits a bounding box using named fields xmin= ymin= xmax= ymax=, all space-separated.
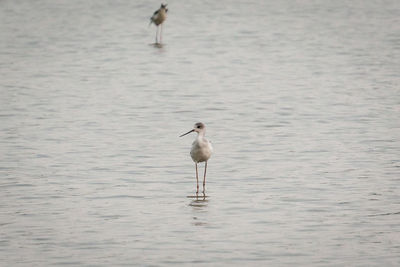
xmin=180 ymin=122 xmax=213 ymax=195
xmin=150 ymin=4 xmax=168 ymax=44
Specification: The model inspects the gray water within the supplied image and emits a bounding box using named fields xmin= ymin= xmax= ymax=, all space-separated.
xmin=1 ymin=0 xmax=400 ymax=266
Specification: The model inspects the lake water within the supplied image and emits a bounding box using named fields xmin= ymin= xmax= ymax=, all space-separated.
xmin=1 ymin=0 xmax=399 ymax=266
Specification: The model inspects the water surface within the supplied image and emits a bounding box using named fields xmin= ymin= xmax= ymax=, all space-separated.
xmin=1 ymin=0 xmax=399 ymax=266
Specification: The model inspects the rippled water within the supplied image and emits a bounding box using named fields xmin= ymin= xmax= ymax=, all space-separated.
xmin=1 ymin=0 xmax=400 ymax=266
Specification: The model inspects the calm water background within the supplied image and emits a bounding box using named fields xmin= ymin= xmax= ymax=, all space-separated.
xmin=1 ymin=0 xmax=400 ymax=266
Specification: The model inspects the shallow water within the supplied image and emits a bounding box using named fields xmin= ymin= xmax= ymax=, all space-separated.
xmin=1 ymin=0 xmax=400 ymax=266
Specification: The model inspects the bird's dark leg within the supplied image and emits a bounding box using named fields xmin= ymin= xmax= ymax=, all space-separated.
xmin=202 ymin=161 xmax=207 ymax=194
xmin=195 ymin=163 xmax=199 ymax=196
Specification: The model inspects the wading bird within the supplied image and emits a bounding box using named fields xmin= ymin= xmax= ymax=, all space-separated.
xmin=180 ymin=122 xmax=213 ymax=195
xmin=150 ymin=4 xmax=168 ymax=44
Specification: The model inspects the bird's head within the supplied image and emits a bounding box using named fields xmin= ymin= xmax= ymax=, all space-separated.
xmin=193 ymin=122 xmax=205 ymax=133
xmin=180 ymin=122 xmax=206 ymax=137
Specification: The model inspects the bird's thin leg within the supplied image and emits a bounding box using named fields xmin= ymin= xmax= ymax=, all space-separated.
xmin=195 ymin=163 xmax=199 ymax=195
xmin=155 ymin=26 xmax=159 ymax=44
xmin=202 ymin=161 xmax=207 ymax=194
xmin=160 ymin=23 xmax=163 ymax=43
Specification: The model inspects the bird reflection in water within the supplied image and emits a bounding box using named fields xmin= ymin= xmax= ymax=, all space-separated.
xmin=189 ymin=196 xmax=209 ymax=226
xmin=150 ymin=42 xmax=164 ymax=49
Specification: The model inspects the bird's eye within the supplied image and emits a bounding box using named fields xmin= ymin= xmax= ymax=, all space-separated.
xmin=197 ymin=125 xmax=201 ymax=128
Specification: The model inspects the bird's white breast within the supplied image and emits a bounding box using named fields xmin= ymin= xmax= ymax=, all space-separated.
xmin=190 ymin=137 xmax=213 ymax=163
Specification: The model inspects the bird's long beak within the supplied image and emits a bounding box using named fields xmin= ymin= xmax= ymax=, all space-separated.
xmin=179 ymin=129 xmax=194 ymax=137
